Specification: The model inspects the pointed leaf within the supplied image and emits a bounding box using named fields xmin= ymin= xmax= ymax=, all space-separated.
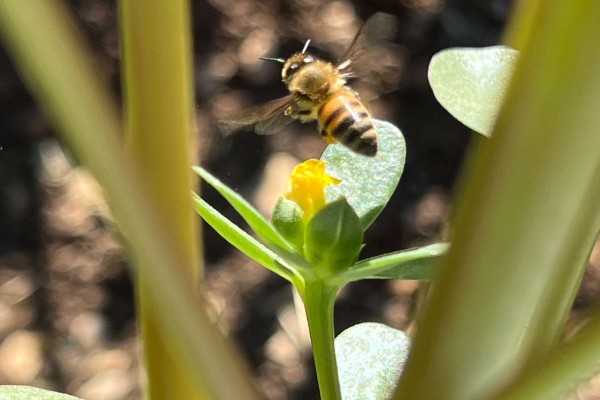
xmin=428 ymin=46 xmax=519 ymax=136
xmin=322 ymin=119 xmax=406 ymax=230
xmin=192 ymin=192 xmax=300 ymax=283
xmin=335 ymin=323 xmax=411 ymax=400
xmin=335 ymin=243 xmax=447 ymax=284
xmin=193 ymin=166 xmax=294 ymax=252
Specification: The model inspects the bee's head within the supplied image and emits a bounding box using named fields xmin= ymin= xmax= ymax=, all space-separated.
xmin=281 ymin=53 xmax=315 ymax=83
xmin=260 ymin=39 xmax=316 ymax=84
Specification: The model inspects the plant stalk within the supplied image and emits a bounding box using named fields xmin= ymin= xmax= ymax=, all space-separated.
xmin=302 ymin=279 xmax=342 ymax=400
xmin=394 ymin=1 xmax=600 ymax=399
xmin=119 ymin=1 xmax=204 ymax=398
xmin=496 ymin=301 xmax=600 ymax=399
xmin=0 ymin=2 xmax=260 ymax=399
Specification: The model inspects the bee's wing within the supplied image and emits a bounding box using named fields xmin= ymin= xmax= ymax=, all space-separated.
xmin=337 ymin=13 xmax=402 ymax=94
xmin=219 ymin=95 xmax=295 ymax=136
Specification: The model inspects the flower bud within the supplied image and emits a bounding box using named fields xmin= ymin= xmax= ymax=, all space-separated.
xmin=304 ymin=198 xmax=364 ymax=275
xmin=272 ymin=197 xmax=305 ymax=253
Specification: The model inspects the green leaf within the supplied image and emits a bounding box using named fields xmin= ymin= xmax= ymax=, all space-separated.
xmin=304 ymin=198 xmax=364 ymax=275
xmin=192 ymin=192 xmax=300 ymax=283
xmin=193 ymin=166 xmax=294 ymax=253
xmin=428 ymin=46 xmax=518 ymax=136
xmin=322 ymin=119 xmax=406 ymax=230
xmin=335 ymin=243 xmax=447 ymax=284
xmin=272 ymin=197 xmax=305 ymax=253
xmin=0 ymin=386 xmax=83 ymax=399
xmin=335 ymin=323 xmax=411 ymax=400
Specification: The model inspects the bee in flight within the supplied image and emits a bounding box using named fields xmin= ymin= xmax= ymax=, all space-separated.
xmin=222 ymin=13 xmax=397 ymax=157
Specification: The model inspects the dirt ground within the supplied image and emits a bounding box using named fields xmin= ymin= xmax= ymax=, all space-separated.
xmin=2 ymin=0 xmax=600 ymax=399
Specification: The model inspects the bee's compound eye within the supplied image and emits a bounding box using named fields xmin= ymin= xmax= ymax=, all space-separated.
xmin=303 ymin=56 xmax=314 ymax=63
xmin=290 ymin=62 xmax=299 ymax=70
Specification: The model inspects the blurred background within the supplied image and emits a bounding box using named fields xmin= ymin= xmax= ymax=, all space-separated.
xmin=6 ymin=1 xmax=598 ymax=399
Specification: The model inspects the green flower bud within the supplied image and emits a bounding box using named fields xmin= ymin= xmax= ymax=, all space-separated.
xmin=304 ymin=198 xmax=364 ymax=276
xmin=272 ymin=197 xmax=305 ymax=253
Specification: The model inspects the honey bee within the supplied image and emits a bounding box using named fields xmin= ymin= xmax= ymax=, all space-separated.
xmin=222 ymin=13 xmax=398 ymax=157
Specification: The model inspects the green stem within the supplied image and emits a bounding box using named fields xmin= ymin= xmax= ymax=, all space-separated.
xmin=395 ymin=1 xmax=600 ymax=398
xmin=0 ymin=3 xmax=259 ymax=398
xmin=303 ymin=278 xmax=342 ymax=400
xmin=119 ymin=1 xmax=203 ymax=398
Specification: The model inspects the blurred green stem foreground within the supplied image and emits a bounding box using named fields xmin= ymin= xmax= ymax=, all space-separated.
xmin=1 ymin=0 xmax=600 ymax=400
xmin=0 ymin=1 xmax=259 ymax=399
xmin=395 ymin=0 xmax=600 ymax=398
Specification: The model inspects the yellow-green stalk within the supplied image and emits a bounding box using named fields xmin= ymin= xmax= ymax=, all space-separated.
xmin=395 ymin=1 xmax=600 ymax=399
xmin=119 ymin=1 xmax=202 ymax=398
xmin=0 ymin=1 xmax=260 ymax=399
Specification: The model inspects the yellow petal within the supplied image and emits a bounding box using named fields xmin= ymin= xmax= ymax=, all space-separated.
xmin=284 ymin=159 xmax=340 ymax=222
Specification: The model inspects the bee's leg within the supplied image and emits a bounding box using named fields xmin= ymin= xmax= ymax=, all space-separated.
xmin=319 ymin=127 xmax=337 ymax=144
xmin=284 ymin=106 xmax=295 ymax=117
xmin=285 ymin=104 xmax=313 ymax=123
xmin=323 ymin=135 xmax=337 ymax=144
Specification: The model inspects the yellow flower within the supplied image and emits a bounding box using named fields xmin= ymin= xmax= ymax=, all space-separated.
xmin=284 ymin=159 xmax=341 ymax=222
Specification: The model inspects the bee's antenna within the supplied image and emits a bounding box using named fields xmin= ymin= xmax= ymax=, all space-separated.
xmin=258 ymin=56 xmax=285 ymax=63
xmin=301 ymin=39 xmax=311 ymax=54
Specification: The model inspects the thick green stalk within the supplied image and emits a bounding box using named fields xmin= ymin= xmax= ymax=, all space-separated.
xmin=494 ymin=165 xmax=600 ymax=400
xmin=119 ymin=1 xmax=202 ymax=398
xmin=496 ymin=300 xmax=600 ymax=400
xmin=394 ymin=1 xmax=600 ymax=399
xmin=120 ymin=0 xmax=198 ymax=271
xmin=0 ymin=2 xmax=260 ymax=399
xmin=302 ymin=279 xmax=342 ymax=400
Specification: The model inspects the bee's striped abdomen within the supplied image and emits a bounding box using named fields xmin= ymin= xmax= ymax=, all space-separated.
xmin=317 ymin=90 xmax=378 ymax=156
